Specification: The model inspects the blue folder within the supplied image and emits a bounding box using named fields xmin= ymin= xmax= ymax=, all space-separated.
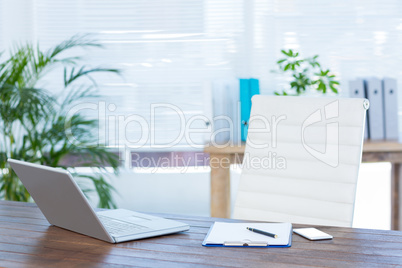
xmin=240 ymin=78 xmax=260 ymax=141
xmin=240 ymin=79 xmax=251 ymax=142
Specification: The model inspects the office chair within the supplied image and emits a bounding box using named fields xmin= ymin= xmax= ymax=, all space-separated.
xmin=233 ymin=95 xmax=369 ymax=227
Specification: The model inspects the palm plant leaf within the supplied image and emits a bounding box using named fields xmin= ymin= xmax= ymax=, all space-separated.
xmin=47 ymin=34 xmax=102 ymax=60
xmin=0 ymin=35 xmax=121 ymax=207
xmin=64 ymin=66 xmax=120 ymax=87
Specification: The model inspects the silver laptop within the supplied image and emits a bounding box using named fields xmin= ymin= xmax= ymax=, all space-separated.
xmin=8 ymin=159 xmax=190 ymax=243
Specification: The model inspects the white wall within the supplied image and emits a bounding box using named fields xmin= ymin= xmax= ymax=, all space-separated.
xmin=353 ymin=163 xmax=391 ymax=230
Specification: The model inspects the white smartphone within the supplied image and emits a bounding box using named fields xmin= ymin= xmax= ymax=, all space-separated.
xmin=293 ymin=228 xmax=333 ymax=240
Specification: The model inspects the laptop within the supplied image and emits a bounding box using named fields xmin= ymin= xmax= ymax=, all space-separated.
xmin=8 ymin=159 xmax=190 ymax=243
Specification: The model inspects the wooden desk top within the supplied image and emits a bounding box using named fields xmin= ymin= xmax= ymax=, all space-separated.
xmin=0 ymin=201 xmax=401 ymax=267
xmin=205 ymin=141 xmax=402 ymax=154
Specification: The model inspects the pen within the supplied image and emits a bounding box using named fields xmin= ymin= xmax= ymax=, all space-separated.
xmin=247 ymin=227 xmax=278 ymax=239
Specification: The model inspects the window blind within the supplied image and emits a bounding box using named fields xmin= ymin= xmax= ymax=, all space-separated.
xmin=1 ymin=0 xmax=402 ymax=151
xmin=1 ymin=0 xmax=246 ymax=151
xmin=249 ymin=0 xmax=402 ymax=100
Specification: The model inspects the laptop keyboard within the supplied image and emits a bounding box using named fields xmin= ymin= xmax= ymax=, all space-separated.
xmin=98 ymin=215 xmax=148 ymax=235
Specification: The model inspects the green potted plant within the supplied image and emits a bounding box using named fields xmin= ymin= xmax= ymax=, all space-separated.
xmin=0 ymin=35 xmax=120 ymax=208
xmin=273 ymin=49 xmax=340 ymax=96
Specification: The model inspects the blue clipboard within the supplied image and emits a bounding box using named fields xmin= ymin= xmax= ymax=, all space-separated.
xmin=202 ymin=222 xmax=292 ymax=248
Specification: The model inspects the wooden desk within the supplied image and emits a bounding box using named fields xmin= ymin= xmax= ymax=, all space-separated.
xmin=0 ymin=201 xmax=401 ymax=267
xmin=205 ymin=141 xmax=402 ymax=230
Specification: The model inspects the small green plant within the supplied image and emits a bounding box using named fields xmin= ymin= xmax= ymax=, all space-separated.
xmin=274 ymin=49 xmax=340 ymax=96
xmin=0 ymin=35 xmax=121 ymax=208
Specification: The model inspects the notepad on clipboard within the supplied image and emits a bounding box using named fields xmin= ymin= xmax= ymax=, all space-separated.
xmin=202 ymin=222 xmax=292 ymax=247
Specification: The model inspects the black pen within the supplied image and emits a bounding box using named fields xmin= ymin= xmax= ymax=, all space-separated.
xmin=247 ymin=227 xmax=278 ymax=239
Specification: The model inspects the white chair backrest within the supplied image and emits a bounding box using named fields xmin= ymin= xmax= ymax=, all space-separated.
xmin=233 ymin=95 xmax=368 ymax=227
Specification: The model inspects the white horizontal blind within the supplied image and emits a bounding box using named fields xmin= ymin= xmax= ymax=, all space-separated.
xmin=249 ymin=0 xmax=402 ymax=99
xmin=1 ymin=0 xmax=402 ymax=150
xmin=0 ymin=1 xmax=34 ymax=48
xmin=0 ymin=0 xmax=245 ymax=151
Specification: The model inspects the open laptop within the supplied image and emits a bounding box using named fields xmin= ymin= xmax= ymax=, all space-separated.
xmin=8 ymin=159 xmax=190 ymax=243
